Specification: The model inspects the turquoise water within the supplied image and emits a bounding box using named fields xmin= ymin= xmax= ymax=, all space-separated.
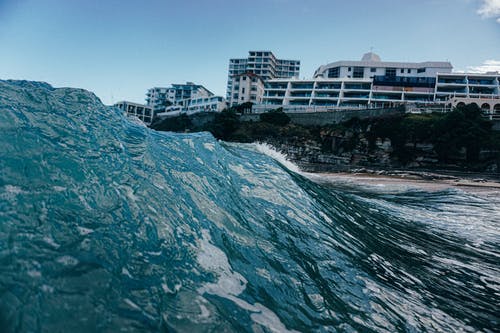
xmin=0 ymin=80 xmax=499 ymax=332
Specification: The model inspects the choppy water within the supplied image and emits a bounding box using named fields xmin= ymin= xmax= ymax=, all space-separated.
xmin=0 ymin=80 xmax=499 ymax=332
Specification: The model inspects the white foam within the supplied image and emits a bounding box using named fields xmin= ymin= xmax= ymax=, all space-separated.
xmin=4 ymin=185 xmax=24 ymax=194
xmin=43 ymin=236 xmax=60 ymax=249
xmin=56 ymin=255 xmax=79 ymax=266
xmin=196 ymin=229 xmax=297 ymax=332
xmin=251 ymin=143 xmax=301 ymax=174
xmin=203 ymin=142 xmax=215 ymax=151
xmin=52 ymin=186 xmax=66 ymax=192
xmin=77 ymin=226 xmax=94 ymax=235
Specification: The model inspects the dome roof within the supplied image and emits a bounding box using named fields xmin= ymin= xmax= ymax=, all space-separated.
xmin=361 ymin=52 xmax=381 ymax=62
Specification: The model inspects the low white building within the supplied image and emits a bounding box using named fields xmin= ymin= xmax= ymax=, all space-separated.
xmin=146 ymin=83 xmax=213 ymax=112
xmin=156 ymin=95 xmax=227 ymax=119
xmin=114 ymin=101 xmax=154 ymax=125
xmin=184 ymin=96 xmax=227 ymax=113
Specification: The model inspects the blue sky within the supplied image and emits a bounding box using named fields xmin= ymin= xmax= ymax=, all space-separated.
xmin=0 ymin=0 xmax=499 ymax=105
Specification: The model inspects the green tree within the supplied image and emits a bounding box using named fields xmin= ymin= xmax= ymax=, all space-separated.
xmin=260 ymin=108 xmax=291 ymax=126
xmin=432 ymin=104 xmax=491 ymax=163
xmin=151 ymin=114 xmax=192 ymax=132
xmin=208 ymin=109 xmax=241 ymax=140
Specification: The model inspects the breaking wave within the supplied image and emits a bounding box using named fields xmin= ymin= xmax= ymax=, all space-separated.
xmin=0 ymin=80 xmax=499 ymax=332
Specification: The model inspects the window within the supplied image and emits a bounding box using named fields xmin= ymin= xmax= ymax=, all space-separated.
xmin=348 ymin=67 xmax=352 ymax=71
xmin=353 ymin=67 xmax=364 ymax=78
xmin=400 ymin=69 xmax=404 ymax=73
xmin=242 ymin=88 xmax=245 ymax=93
xmin=371 ymin=68 xmax=376 ymax=72
xmin=327 ymin=67 xmax=340 ymax=78
xmin=242 ymin=76 xmax=246 ymax=80
xmin=386 ymin=68 xmax=397 ymax=77
xmin=407 ymin=69 xmax=411 ymax=74
xmin=417 ymin=68 xmax=425 ymax=73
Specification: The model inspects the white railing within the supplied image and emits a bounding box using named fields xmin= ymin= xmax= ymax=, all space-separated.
xmin=250 ymin=104 xmax=389 ymax=114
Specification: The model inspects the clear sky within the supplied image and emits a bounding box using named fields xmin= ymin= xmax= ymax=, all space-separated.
xmin=0 ymin=0 xmax=499 ymax=105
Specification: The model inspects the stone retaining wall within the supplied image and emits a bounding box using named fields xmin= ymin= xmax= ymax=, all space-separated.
xmin=240 ymin=108 xmax=404 ymax=126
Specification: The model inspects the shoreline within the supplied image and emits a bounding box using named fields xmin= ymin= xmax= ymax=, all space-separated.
xmin=298 ymin=165 xmax=500 ymax=193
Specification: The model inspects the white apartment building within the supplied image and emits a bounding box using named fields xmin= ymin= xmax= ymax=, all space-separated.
xmin=227 ymin=50 xmax=300 ymax=106
xmin=156 ymin=96 xmax=227 ymax=119
xmin=184 ymin=96 xmax=227 ymax=113
xmin=258 ymin=53 xmax=500 ymax=112
xmin=313 ymin=52 xmax=452 ymax=79
xmin=146 ymin=82 xmax=213 ymax=112
xmin=114 ymin=101 xmax=154 ymax=125
xmin=228 ymin=73 xmax=265 ymax=106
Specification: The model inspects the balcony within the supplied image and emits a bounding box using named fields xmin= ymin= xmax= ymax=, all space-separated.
xmin=290 ymin=92 xmax=311 ymax=98
xmin=374 ymin=75 xmax=436 ymax=88
xmin=468 ymin=78 xmax=497 ymax=85
xmin=372 ymin=92 xmax=403 ymax=101
xmin=469 ymin=87 xmax=495 ymax=94
xmin=266 ymin=84 xmax=288 ymax=90
xmin=404 ymin=94 xmax=433 ymax=101
xmin=311 ymin=100 xmax=338 ymax=106
xmin=437 ymin=77 xmax=466 ymax=84
xmin=290 ymin=83 xmax=314 ymax=90
xmin=315 ymin=84 xmax=341 ymax=90
xmin=314 ymin=93 xmax=339 ymax=98
xmin=343 ymin=83 xmax=371 ymax=90
xmin=343 ymin=92 xmax=370 ymax=99
xmin=265 ymin=92 xmax=285 ymax=97
xmin=436 ymin=87 xmax=467 ymax=94
xmin=289 ymin=100 xmax=310 ymax=106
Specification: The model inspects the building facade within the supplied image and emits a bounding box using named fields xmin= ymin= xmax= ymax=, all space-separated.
xmin=257 ymin=53 xmax=500 ymax=112
xmin=313 ymin=52 xmax=452 ymax=79
xmin=146 ymin=82 xmax=213 ymax=112
xmin=114 ymin=101 xmax=154 ymax=125
xmin=227 ymin=50 xmax=300 ymax=106
xmin=183 ymin=96 xmax=227 ymax=113
xmin=228 ymin=73 xmax=265 ymax=106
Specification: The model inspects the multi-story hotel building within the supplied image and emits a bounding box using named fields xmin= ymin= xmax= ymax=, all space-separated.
xmin=146 ymin=82 xmax=213 ymax=112
xmin=258 ymin=52 xmax=500 ymax=114
xmin=227 ymin=50 xmax=300 ymax=106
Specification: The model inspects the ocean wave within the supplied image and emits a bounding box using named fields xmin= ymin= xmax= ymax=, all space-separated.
xmin=0 ymin=80 xmax=498 ymax=332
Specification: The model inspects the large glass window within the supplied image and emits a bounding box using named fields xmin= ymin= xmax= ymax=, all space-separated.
xmin=386 ymin=68 xmax=397 ymax=77
xmin=353 ymin=67 xmax=364 ymax=78
xmin=327 ymin=67 xmax=340 ymax=78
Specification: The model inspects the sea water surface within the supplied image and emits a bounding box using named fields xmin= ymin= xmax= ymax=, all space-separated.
xmin=0 ymin=80 xmax=499 ymax=332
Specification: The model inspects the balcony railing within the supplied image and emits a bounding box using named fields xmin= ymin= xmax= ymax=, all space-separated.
xmin=374 ymin=75 xmax=436 ymax=88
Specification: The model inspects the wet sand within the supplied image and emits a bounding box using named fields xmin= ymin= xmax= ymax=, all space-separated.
xmin=303 ymin=171 xmax=500 ymax=194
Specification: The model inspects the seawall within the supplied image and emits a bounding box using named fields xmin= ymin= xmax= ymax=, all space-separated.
xmin=240 ymin=107 xmax=405 ymax=126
